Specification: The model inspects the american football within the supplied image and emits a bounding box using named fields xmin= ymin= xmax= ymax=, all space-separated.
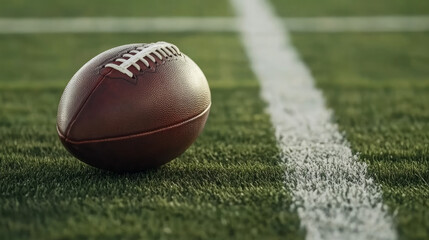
xmin=56 ymin=41 xmax=211 ymax=172
xmin=2 ymin=0 xmax=428 ymax=239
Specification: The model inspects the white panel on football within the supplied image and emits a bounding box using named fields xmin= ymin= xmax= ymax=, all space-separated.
xmin=230 ymin=0 xmax=397 ymax=239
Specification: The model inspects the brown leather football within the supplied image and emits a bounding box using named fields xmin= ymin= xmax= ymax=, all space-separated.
xmin=57 ymin=42 xmax=211 ymax=172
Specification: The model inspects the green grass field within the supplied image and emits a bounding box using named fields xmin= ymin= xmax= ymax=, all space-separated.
xmin=0 ymin=33 xmax=302 ymax=239
xmin=1 ymin=0 xmax=428 ymax=239
xmin=290 ymin=32 xmax=429 ymax=239
xmin=271 ymin=0 xmax=429 ymax=16
xmin=269 ymin=1 xmax=429 ymax=239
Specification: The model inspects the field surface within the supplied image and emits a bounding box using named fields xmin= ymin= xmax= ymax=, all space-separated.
xmin=0 ymin=33 xmax=302 ymax=239
xmin=1 ymin=0 xmax=428 ymax=240
xmin=270 ymin=0 xmax=429 ymax=239
xmin=291 ymin=32 xmax=429 ymax=240
xmin=271 ymin=0 xmax=429 ymax=16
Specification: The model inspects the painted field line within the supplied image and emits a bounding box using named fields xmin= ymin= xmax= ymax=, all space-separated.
xmin=230 ymin=0 xmax=397 ymax=239
xmin=1 ymin=16 xmax=429 ymax=33
xmin=285 ymin=16 xmax=429 ymax=32
xmin=0 ymin=17 xmax=236 ymax=33
xmin=284 ymin=16 xmax=429 ymax=32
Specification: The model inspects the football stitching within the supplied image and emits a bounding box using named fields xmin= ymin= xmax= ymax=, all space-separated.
xmin=133 ymin=53 xmax=184 ymax=78
xmin=102 ymin=50 xmax=185 ymax=84
xmin=105 ymin=42 xmax=181 ymax=78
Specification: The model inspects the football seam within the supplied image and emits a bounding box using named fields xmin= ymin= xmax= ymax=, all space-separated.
xmin=63 ymin=45 xmax=167 ymax=139
xmin=64 ymin=69 xmax=113 ymax=139
xmin=57 ymin=102 xmax=211 ymax=144
xmin=63 ymin=46 xmax=139 ymax=138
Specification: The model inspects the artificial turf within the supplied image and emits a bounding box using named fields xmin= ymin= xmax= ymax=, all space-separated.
xmin=290 ymin=32 xmax=429 ymax=240
xmin=0 ymin=33 xmax=303 ymax=240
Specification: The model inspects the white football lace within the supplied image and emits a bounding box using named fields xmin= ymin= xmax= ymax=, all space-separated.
xmin=105 ymin=41 xmax=181 ymax=78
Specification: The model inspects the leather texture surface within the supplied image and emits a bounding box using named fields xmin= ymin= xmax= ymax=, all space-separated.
xmin=57 ymin=44 xmax=141 ymax=135
xmin=57 ymin=43 xmax=211 ymax=172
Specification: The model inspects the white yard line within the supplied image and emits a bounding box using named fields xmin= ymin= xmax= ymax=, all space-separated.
xmin=0 ymin=16 xmax=429 ymax=33
xmin=230 ymin=0 xmax=397 ymax=239
xmin=0 ymin=17 xmax=236 ymax=33
xmin=284 ymin=16 xmax=429 ymax=32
